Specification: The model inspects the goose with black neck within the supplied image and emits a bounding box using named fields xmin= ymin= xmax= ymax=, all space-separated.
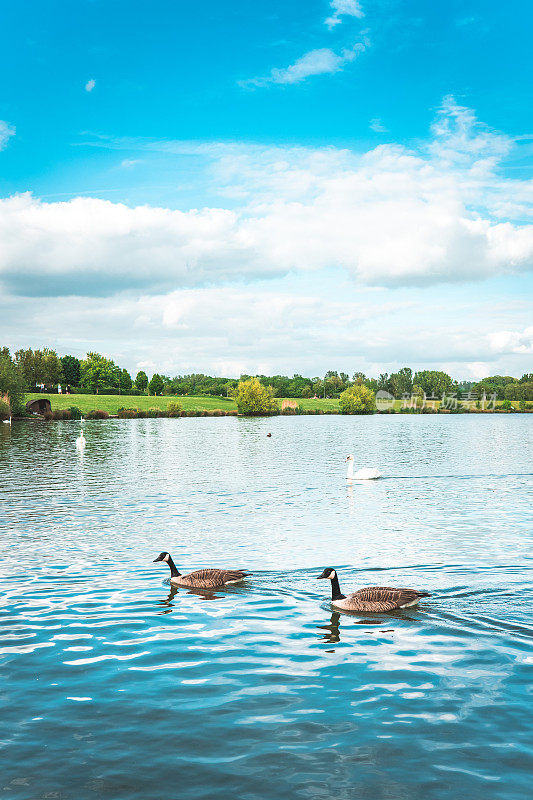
xmin=153 ymin=552 xmax=252 ymax=589
xmin=317 ymin=567 xmax=431 ymax=612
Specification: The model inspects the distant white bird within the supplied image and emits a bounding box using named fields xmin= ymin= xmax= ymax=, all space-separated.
xmin=346 ymin=454 xmax=382 ymax=481
xmin=76 ymin=429 xmax=86 ymax=449
xmin=2 ymin=416 xmax=11 ymax=425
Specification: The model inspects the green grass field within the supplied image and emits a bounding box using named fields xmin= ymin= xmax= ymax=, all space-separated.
xmin=24 ymin=393 xmax=517 ymax=416
xmin=25 ymin=393 xmax=341 ymax=415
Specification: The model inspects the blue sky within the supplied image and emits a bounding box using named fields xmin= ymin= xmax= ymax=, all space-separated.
xmin=0 ymin=0 xmax=531 ymax=379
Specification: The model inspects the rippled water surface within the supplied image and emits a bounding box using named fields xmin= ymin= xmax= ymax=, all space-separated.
xmin=1 ymin=415 xmax=532 ymax=800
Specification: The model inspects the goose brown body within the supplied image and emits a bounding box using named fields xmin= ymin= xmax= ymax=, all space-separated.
xmin=171 ymin=567 xmax=251 ymax=588
xmin=317 ymin=568 xmax=431 ymax=611
xmin=153 ymin=552 xmax=251 ymax=588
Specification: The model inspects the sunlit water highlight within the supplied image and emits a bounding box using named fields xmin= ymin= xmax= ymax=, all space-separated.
xmin=1 ymin=415 xmax=532 ymax=799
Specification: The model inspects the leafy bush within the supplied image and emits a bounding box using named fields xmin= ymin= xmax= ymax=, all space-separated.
xmin=147 ymin=407 xmax=163 ymax=418
xmin=117 ymin=408 xmax=138 ymax=418
xmin=339 ymin=384 xmax=375 ymax=414
xmin=235 ymin=377 xmax=278 ymax=416
xmin=98 ymin=386 xmax=121 ymax=395
xmin=280 ymin=405 xmax=303 ymax=415
xmin=43 ymin=409 xmax=72 ymax=420
xmin=500 ymin=400 xmax=513 ymax=411
xmin=166 ymin=401 xmax=182 ymax=417
xmin=86 ymin=409 xmax=109 ymax=419
xmin=0 ymin=399 xmax=11 ymax=420
xmin=68 ymin=406 xmax=83 ymax=420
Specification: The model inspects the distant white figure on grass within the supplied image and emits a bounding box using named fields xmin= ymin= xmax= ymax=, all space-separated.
xmin=346 ymin=454 xmax=382 ymax=481
xmin=76 ymin=428 xmax=86 ymax=450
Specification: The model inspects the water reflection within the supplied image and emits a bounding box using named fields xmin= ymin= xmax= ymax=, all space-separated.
xmin=1 ymin=416 xmax=532 ymax=800
xmin=317 ymin=611 xmax=341 ymax=644
xmin=156 ymin=585 xmax=179 ymax=613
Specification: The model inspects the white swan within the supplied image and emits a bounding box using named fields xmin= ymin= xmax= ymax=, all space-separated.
xmin=346 ymin=454 xmax=382 ymax=481
xmin=2 ymin=416 xmax=11 ymax=424
xmin=76 ymin=429 xmax=86 ymax=449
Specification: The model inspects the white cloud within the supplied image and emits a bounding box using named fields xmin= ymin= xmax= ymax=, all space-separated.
xmin=488 ymin=326 xmax=533 ymax=355
xmin=240 ymin=42 xmax=367 ymax=87
xmin=369 ymin=118 xmax=387 ymax=133
xmin=0 ymin=98 xmax=531 ymax=301
xmin=0 ymin=120 xmax=15 ymax=151
xmin=85 ymin=79 xmax=96 ymax=92
xmin=325 ymin=0 xmax=364 ymax=29
xmin=2 ymin=285 xmax=530 ymax=380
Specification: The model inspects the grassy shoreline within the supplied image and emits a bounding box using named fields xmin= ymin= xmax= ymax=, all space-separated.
xmin=21 ymin=392 xmax=527 ymax=417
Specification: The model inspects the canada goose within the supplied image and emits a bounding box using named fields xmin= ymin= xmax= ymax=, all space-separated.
xmin=346 ymin=455 xmax=382 ymax=481
xmin=317 ymin=567 xmax=431 ymax=611
xmin=153 ymin=552 xmax=252 ymax=588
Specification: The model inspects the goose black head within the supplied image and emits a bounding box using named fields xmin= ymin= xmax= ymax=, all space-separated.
xmin=317 ymin=567 xmax=336 ymax=580
xmin=153 ymin=552 xmax=170 ymax=563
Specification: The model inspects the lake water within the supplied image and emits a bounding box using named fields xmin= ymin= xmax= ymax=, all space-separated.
xmin=1 ymin=415 xmax=532 ymax=800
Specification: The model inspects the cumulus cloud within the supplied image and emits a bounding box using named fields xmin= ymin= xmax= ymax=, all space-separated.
xmin=85 ymin=79 xmax=96 ymax=92
xmin=0 ymin=98 xmax=531 ymax=300
xmin=240 ymin=42 xmax=367 ymax=87
xmin=0 ymin=120 xmax=15 ymax=151
xmin=488 ymin=326 xmax=533 ymax=355
xmin=325 ymin=0 xmax=364 ymax=29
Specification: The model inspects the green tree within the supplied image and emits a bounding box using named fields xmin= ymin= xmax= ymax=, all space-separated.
xmin=14 ymin=347 xmax=63 ymax=388
xmin=80 ymin=352 xmax=119 ymax=394
xmin=413 ymin=370 xmax=454 ymax=397
xmin=61 ymin=355 xmax=81 ymax=386
xmin=135 ymin=370 xmax=148 ymax=392
xmin=42 ymin=348 xmax=64 ymax=385
xmin=235 ymin=377 xmax=278 ymax=416
xmin=148 ymin=373 xmax=164 ymax=395
xmin=504 ymin=381 xmax=533 ymax=401
xmin=339 ymin=384 xmax=375 ymax=414
xmin=0 ymin=347 xmax=26 ymax=414
xmin=473 ymin=375 xmax=516 ymax=401
xmin=389 ymin=367 xmax=413 ymax=398
xmin=118 ymin=369 xmax=132 ymax=393
xmin=14 ymin=348 xmax=37 ymax=387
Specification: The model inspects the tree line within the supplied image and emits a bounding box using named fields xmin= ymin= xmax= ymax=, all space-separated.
xmin=1 ymin=347 xmax=532 ymax=413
